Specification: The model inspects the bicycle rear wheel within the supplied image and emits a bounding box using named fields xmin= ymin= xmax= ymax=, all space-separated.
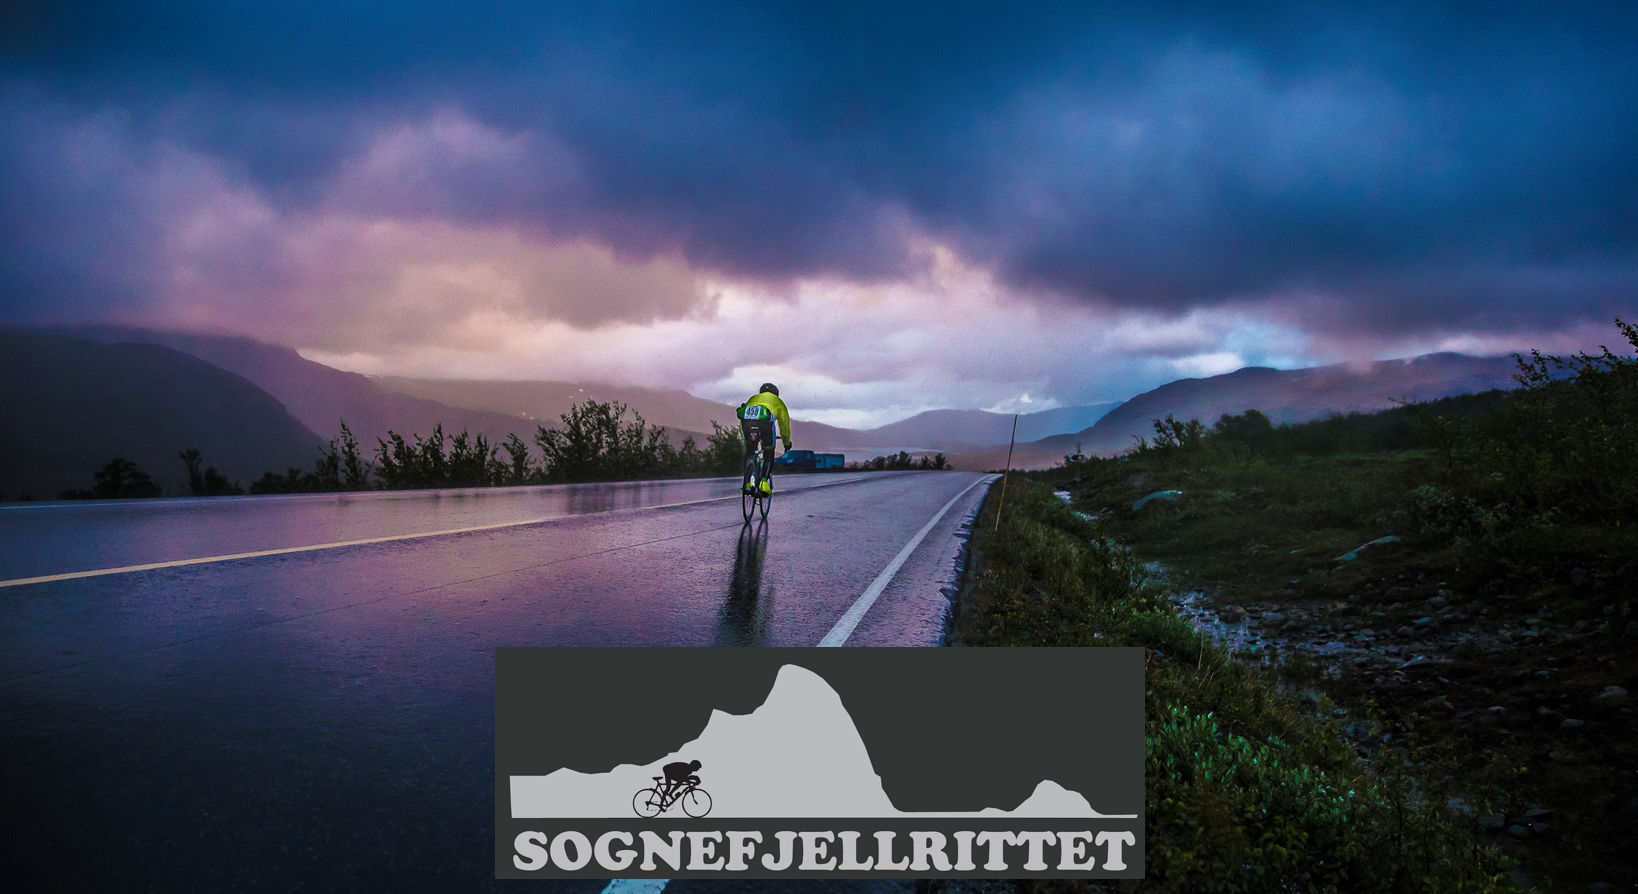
xmin=632 ymin=788 xmax=664 ymax=818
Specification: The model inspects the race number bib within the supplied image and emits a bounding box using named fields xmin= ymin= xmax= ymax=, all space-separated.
xmin=742 ymin=405 xmax=768 ymax=420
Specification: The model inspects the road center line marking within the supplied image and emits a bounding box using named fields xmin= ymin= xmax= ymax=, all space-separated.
xmin=0 ymin=518 xmax=554 ymax=590
xmin=0 ymin=475 xmax=881 ymax=591
xmin=818 ymin=474 xmax=996 ymax=647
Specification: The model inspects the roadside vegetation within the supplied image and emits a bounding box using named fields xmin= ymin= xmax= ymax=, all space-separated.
xmin=55 ymin=399 xmax=748 ymax=499
xmin=952 ymin=478 xmax=1510 ymax=892
xmin=852 ymin=450 xmax=950 ymax=471
xmin=947 ymin=320 xmax=1636 ymax=891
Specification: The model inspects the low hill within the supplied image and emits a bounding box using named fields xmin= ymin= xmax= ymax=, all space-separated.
xmin=858 ymin=403 xmax=1121 ymax=450
xmin=951 ymin=353 xmax=1522 ymax=470
xmin=371 ymin=376 xmax=743 ymax=438
xmin=0 ymin=332 xmax=326 ymax=498
xmin=62 ymin=326 xmax=549 ymax=447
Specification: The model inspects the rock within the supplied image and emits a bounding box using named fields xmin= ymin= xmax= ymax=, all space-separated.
xmin=1132 ymin=489 xmax=1183 ymax=511
xmin=1397 ymin=626 xmax=1415 ymax=637
xmin=1260 ymin=612 xmax=1284 ymax=626
xmin=1507 ymin=824 xmax=1531 ymax=839
xmin=1414 ymin=616 xmax=1434 ymax=627
xmin=1559 ymin=718 xmax=1586 ymax=730
xmin=1588 ymin=883 xmax=1612 ymax=894
xmin=1524 ymin=807 xmax=1552 ymax=821
xmin=1334 ymin=535 xmax=1402 ymax=564
xmin=1478 ymin=813 xmax=1506 ymax=832
xmin=1528 ymin=821 xmax=1549 ymax=835
xmin=1570 ymin=567 xmax=1590 ymax=586
xmin=1218 ymin=605 xmax=1247 ymax=623
xmin=1426 ymin=695 xmax=1455 ymax=711
xmin=1594 ymin=685 xmax=1628 ymax=703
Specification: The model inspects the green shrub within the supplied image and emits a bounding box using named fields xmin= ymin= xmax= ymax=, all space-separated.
xmin=954 ymin=479 xmax=1510 ymax=891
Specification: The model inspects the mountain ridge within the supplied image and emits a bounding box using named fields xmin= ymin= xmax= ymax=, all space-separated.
xmin=947 ymin=352 xmax=1523 ymax=470
xmin=0 ymin=331 xmax=327 ymax=498
xmin=510 ymin=664 xmax=1107 ymax=819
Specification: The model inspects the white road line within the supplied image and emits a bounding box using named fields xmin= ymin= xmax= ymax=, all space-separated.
xmin=818 ymin=474 xmax=996 ymax=647
xmin=0 ymin=518 xmax=553 ymax=589
xmin=0 ymin=474 xmax=889 ymax=590
xmin=0 ymin=494 xmax=719 ymax=590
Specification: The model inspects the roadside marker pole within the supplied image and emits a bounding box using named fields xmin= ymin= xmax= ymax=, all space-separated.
xmin=993 ymin=413 xmax=1018 ymax=533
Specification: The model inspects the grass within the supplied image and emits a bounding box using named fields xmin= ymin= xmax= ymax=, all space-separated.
xmin=949 ymin=477 xmax=1512 ymax=892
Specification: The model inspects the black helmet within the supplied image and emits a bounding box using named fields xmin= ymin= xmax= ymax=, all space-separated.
xmin=759 ymin=383 xmax=779 ymax=396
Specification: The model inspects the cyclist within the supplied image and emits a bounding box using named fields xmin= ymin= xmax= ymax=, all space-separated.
xmin=737 ymin=383 xmax=792 ymax=495
xmin=659 ymin=759 xmax=702 ymax=800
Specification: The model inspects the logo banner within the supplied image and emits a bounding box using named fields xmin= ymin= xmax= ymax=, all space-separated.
xmin=495 ymin=647 xmax=1144 ymax=879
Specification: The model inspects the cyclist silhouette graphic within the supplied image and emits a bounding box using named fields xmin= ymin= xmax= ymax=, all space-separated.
xmin=633 ymin=758 xmax=713 ymax=818
xmin=659 ymin=759 xmax=701 ymax=800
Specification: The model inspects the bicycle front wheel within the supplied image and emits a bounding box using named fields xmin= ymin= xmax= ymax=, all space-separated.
xmin=758 ymin=485 xmax=771 ymax=519
xmin=632 ymin=788 xmax=664 ymax=818
xmin=681 ymin=788 xmax=712 ymax=818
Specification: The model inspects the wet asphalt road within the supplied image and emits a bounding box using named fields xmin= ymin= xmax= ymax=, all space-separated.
xmin=0 ymin=471 xmax=992 ymax=891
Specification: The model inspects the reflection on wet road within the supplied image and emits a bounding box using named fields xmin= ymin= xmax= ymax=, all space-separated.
xmin=717 ymin=520 xmax=772 ymax=646
xmin=0 ymin=471 xmax=992 ymax=890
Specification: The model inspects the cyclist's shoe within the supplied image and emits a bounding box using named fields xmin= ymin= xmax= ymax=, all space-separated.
xmin=758 ymin=479 xmax=772 ymax=495
xmin=742 ymin=482 xmax=755 ymax=495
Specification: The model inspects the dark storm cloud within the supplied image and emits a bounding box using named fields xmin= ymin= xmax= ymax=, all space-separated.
xmin=2 ymin=1 xmax=1635 ymax=334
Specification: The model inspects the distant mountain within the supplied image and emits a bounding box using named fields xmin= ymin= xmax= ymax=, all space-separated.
xmin=952 ymin=353 xmax=1523 ymax=470
xmin=859 ymin=403 xmax=1120 ymax=450
xmin=372 ymin=376 xmax=744 ymax=437
xmin=48 ymin=327 xmax=1140 ymax=464
xmin=62 ymin=326 xmax=545 ymax=448
xmin=0 ymin=331 xmax=326 ymax=498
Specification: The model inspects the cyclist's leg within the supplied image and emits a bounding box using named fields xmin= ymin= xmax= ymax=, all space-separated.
xmin=739 ymin=420 xmax=760 ymax=491
xmin=756 ymin=420 xmax=775 ymax=492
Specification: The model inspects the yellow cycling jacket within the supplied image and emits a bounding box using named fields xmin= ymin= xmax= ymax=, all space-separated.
xmin=739 ymin=392 xmax=792 ymax=447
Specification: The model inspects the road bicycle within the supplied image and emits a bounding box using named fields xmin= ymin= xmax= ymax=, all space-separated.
xmin=741 ymin=429 xmax=774 ymax=524
xmin=632 ymin=777 xmax=713 ymax=818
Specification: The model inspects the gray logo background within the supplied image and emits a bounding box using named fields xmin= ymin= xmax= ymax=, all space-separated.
xmin=495 ymin=647 xmax=1144 ymax=877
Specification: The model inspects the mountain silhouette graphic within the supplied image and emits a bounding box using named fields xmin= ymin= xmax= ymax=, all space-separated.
xmin=510 ymin=664 xmax=1134 ymax=819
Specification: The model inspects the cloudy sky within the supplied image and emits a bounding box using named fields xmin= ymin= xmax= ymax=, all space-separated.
xmin=2 ymin=2 xmax=1633 ymax=427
